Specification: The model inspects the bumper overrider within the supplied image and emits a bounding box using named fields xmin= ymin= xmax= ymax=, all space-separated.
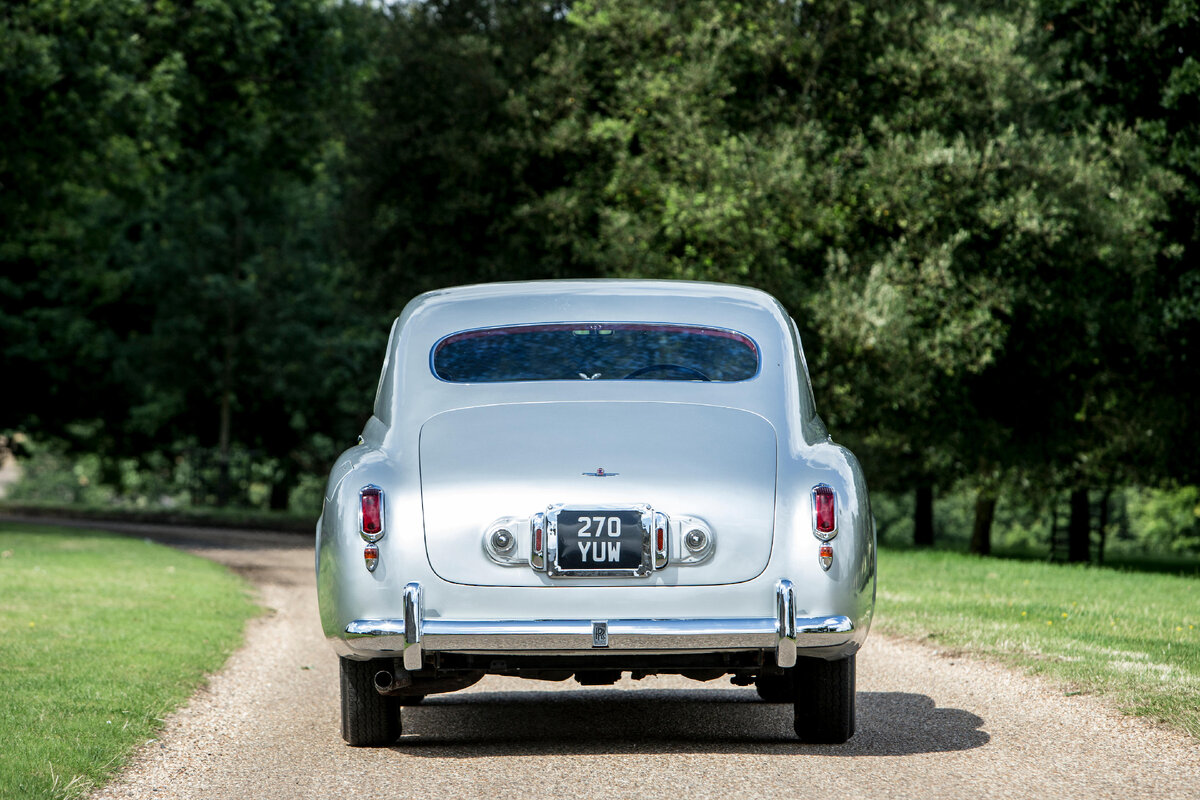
xmin=335 ymin=579 xmax=857 ymax=670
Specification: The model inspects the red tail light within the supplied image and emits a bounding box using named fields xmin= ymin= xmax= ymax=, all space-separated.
xmin=813 ymin=484 xmax=836 ymax=539
xmin=360 ymin=485 xmax=383 ymax=541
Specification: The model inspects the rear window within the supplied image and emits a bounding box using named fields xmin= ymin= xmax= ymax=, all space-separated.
xmin=432 ymin=323 xmax=759 ymax=383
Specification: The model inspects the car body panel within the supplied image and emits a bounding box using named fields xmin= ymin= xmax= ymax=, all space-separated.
xmin=419 ymin=401 xmax=777 ymax=586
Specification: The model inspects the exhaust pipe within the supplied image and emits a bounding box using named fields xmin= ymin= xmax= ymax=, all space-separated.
xmin=373 ymin=669 xmax=485 ymax=696
xmin=374 ymin=668 xmax=413 ymax=694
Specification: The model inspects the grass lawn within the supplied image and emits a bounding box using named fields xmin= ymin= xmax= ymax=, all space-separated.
xmin=0 ymin=524 xmax=257 ymax=799
xmin=876 ymin=545 xmax=1200 ymax=738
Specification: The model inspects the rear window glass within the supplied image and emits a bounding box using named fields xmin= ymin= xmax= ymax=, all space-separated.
xmin=432 ymin=323 xmax=759 ymax=383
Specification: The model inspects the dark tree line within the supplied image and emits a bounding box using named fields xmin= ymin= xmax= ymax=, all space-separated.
xmin=2 ymin=1 xmax=1197 ymax=557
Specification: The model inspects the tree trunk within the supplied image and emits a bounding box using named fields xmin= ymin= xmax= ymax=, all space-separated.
xmin=216 ymin=331 xmax=234 ymax=508
xmin=217 ymin=218 xmax=244 ymax=508
xmin=914 ymin=484 xmax=934 ymax=546
xmin=1097 ymin=487 xmax=1112 ymax=566
xmin=269 ymin=461 xmax=293 ymax=511
xmin=970 ymin=489 xmax=997 ymax=556
xmin=1067 ymin=487 xmax=1090 ymax=563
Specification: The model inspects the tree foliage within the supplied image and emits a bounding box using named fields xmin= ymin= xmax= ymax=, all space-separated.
xmin=1 ymin=0 xmax=375 ymax=506
xmin=1 ymin=0 xmax=1197 ymax=537
xmin=1 ymin=0 xmax=181 ymax=434
xmin=341 ymin=0 xmax=578 ymax=300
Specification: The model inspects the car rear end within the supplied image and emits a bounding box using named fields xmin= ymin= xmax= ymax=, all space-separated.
xmin=317 ymin=281 xmax=875 ymax=745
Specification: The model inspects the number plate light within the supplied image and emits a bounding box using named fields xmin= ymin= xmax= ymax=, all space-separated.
xmin=530 ymin=512 xmax=546 ymax=570
xmin=654 ymin=511 xmax=669 ymax=568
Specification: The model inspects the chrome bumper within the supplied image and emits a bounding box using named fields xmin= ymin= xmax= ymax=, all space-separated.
xmin=339 ymin=580 xmax=855 ymax=670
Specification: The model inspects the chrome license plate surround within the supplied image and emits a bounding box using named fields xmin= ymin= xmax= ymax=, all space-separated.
xmin=545 ymin=503 xmax=654 ymax=578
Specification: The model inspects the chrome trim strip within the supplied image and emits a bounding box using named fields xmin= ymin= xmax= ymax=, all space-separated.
xmin=402 ymin=582 xmax=423 ymax=670
xmin=340 ymin=615 xmax=854 ymax=654
xmin=428 ymin=617 xmax=778 ymax=651
xmin=797 ymin=615 xmax=854 ymax=634
xmin=775 ymin=579 xmax=797 ymax=668
xmin=346 ymin=619 xmax=405 ymax=637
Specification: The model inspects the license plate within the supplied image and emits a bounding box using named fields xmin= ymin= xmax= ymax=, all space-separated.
xmin=547 ymin=505 xmax=653 ymax=577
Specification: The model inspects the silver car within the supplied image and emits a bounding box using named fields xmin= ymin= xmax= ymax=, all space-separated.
xmin=317 ymin=280 xmax=875 ymax=745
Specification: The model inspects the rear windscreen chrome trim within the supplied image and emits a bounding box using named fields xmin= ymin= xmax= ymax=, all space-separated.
xmin=428 ymin=321 xmax=762 ymax=384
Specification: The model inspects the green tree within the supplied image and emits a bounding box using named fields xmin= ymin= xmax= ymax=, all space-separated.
xmin=0 ymin=0 xmax=181 ymax=439
xmin=124 ymin=0 xmax=369 ymax=505
xmin=341 ymin=0 xmax=576 ymax=306
xmin=524 ymin=1 xmax=1173 ymax=554
xmin=1034 ymin=0 xmax=1200 ymax=557
xmin=2 ymin=0 xmax=371 ymax=508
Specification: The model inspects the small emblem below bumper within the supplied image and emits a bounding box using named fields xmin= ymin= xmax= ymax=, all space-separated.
xmin=592 ymin=621 xmax=609 ymax=647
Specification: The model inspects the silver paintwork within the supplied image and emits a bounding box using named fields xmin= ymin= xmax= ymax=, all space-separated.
xmin=317 ymin=280 xmax=875 ymax=670
xmin=418 ymin=402 xmax=776 ymax=586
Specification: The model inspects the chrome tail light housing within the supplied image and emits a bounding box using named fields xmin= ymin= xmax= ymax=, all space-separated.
xmin=359 ymin=485 xmax=385 ymax=542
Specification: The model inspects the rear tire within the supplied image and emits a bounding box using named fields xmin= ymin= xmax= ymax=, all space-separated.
xmin=792 ymin=654 xmax=855 ymax=743
xmin=754 ymin=672 xmax=793 ymax=703
xmin=340 ymin=657 xmax=401 ymax=746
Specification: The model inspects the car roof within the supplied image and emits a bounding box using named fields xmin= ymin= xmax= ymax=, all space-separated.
xmin=396 ymin=280 xmax=790 ymax=336
xmin=364 ymin=279 xmax=825 ymax=447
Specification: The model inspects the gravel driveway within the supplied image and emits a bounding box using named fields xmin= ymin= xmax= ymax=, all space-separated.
xmin=72 ymin=521 xmax=1200 ymax=800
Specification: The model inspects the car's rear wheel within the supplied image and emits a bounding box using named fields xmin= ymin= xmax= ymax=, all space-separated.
xmin=340 ymin=657 xmax=401 ymax=746
xmin=792 ymin=654 xmax=855 ymax=743
xmin=754 ymin=672 xmax=793 ymax=703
